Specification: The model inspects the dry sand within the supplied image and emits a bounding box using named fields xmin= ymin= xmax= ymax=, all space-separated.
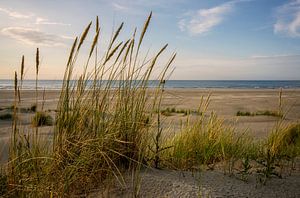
xmin=91 ymin=168 xmax=300 ymax=198
xmin=1 ymin=88 xmax=300 ymax=197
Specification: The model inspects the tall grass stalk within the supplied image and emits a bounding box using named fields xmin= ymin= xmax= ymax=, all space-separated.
xmin=6 ymin=12 xmax=174 ymax=196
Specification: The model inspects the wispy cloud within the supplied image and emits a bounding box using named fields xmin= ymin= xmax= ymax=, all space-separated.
xmin=1 ymin=27 xmax=72 ymax=46
xmin=178 ymin=1 xmax=245 ymax=36
xmin=112 ymin=3 xmax=129 ymax=11
xmin=251 ymin=54 xmax=300 ymax=59
xmin=0 ymin=6 xmax=71 ymax=26
xmin=274 ymin=0 xmax=300 ymax=37
xmin=0 ymin=7 xmax=33 ymax=19
xmin=35 ymin=17 xmax=71 ymax=26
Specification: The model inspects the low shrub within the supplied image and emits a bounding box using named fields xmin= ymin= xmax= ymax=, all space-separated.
xmin=236 ymin=111 xmax=252 ymax=116
xmin=30 ymin=104 xmax=37 ymax=112
xmin=236 ymin=110 xmax=282 ymax=117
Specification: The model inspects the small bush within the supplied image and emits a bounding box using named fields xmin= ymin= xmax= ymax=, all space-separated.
xmin=236 ymin=110 xmax=283 ymax=117
xmin=0 ymin=113 xmax=13 ymax=120
xmin=236 ymin=111 xmax=252 ymax=116
xmin=30 ymin=104 xmax=37 ymax=112
xmin=160 ymin=107 xmax=193 ymax=116
xmin=32 ymin=112 xmax=53 ymax=127
xmin=255 ymin=110 xmax=282 ymax=117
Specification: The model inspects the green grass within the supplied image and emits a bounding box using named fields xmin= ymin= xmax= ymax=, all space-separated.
xmin=255 ymin=110 xmax=283 ymax=117
xmin=236 ymin=110 xmax=283 ymax=117
xmin=160 ymin=107 xmax=200 ymax=116
xmin=236 ymin=111 xmax=253 ymax=116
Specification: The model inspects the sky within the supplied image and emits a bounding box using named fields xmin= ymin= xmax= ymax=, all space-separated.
xmin=0 ymin=0 xmax=300 ymax=80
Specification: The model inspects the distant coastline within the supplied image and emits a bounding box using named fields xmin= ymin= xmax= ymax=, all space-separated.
xmin=1 ymin=80 xmax=300 ymax=90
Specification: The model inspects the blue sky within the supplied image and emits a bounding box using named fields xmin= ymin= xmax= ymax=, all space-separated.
xmin=0 ymin=0 xmax=300 ymax=80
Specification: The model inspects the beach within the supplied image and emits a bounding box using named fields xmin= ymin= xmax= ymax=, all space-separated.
xmin=1 ymin=88 xmax=300 ymax=197
xmin=1 ymin=88 xmax=300 ymax=159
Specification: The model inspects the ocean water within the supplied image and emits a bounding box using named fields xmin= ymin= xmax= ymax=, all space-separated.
xmin=0 ymin=80 xmax=300 ymax=90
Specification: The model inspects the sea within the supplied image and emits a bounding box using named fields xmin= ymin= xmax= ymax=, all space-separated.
xmin=0 ymin=80 xmax=300 ymax=90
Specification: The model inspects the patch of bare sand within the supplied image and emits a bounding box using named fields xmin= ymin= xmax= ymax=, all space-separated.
xmin=91 ymin=168 xmax=300 ymax=198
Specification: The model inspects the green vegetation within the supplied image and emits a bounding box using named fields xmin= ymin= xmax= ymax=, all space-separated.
xmin=163 ymin=98 xmax=257 ymax=173
xmin=236 ymin=110 xmax=283 ymax=117
xmin=160 ymin=107 xmax=201 ymax=116
xmin=236 ymin=111 xmax=252 ymax=116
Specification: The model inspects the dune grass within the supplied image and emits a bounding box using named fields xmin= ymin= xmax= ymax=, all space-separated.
xmin=236 ymin=110 xmax=283 ymax=117
xmin=159 ymin=107 xmax=201 ymax=116
xmin=162 ymin=96 xmax=257 ymax=173
xmin=3 ymin=12 xmax=177 ymax=197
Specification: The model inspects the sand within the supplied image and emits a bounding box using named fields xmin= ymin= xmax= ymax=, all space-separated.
xmin=1 ymin=88 xmax=300 ymax=197
xmin=91 ymin=168 xmax=300 ymax=197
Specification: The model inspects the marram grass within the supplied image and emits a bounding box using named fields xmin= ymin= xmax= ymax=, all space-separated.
xmin=3 ymin=12 xmax=175 ymax=197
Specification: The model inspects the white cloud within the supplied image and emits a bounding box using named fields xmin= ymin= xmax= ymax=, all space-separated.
xmin=274 ymin=0 xmax=300 ymax=37
xmin=0 ymin=7 xmax=33 ymax=19
xmin=178 ymin=1 xmax=238 ymax=35
xmin=112 ymin=3 xmax=129 ymax=11
xmin=251 ymin=54 xmax=300 ymax=59
xmin=35 ymin=17 xmax=71 ymax=26
xmin=1 ymin=27 xmax=72 ymax=46
xmin=0 ymin=6 xmax=71 ymax=27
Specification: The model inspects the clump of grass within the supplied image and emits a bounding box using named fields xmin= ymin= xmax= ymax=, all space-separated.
xmin=236 ymin=110 xmax=283 ymax=117
xmin=165 ymin=97 xmax=244 ymax=169
xmin=30 ymin=104 xmax=37 ymax=112
xmin=160 ymin=107 xmax=196 ymax=116
xmin=32 ymin=112 xmax=53 ymax=127
xmin=168 ymin=113 xmax=256 ymax=172
xmin=5 ymin=12 xmax=176 ymax=197
xmin=162 ymin=96 xmax=259 ymax=175
xmin=255 ymin=110 xmax=282 ymax=117
xmin=256 ymin=123 xmax=300 ymax=184
xmin=236 ymin=111 xmax=253 ymax=116
xmin=0 ymin=113 xmax=13 ymax=120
